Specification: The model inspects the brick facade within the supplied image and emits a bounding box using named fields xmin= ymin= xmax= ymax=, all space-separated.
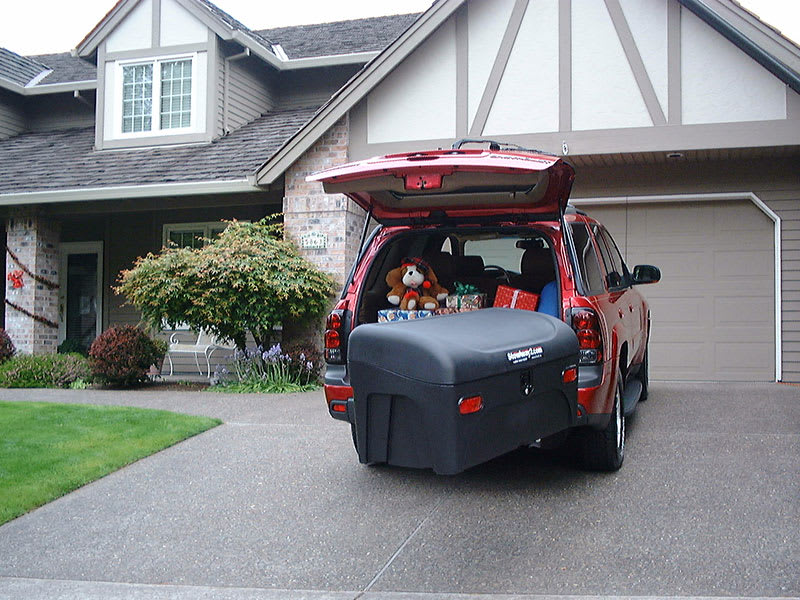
xmin=5 ymin=215 xmax=60 ymax=354
xmin=283 ymin=114 xmax=366 ymax=287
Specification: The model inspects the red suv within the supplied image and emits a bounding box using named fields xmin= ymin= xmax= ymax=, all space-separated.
xmin=312 ymin=140 xmax=660 ymax=474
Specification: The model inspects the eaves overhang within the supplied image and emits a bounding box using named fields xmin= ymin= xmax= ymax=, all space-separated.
xmin=0 ymin=179 xmax=263 ymax=206
xmin=281 ymin=51 xmax=380 ymax=70
xmin=0 ymin=77 xmax=97 ymax=96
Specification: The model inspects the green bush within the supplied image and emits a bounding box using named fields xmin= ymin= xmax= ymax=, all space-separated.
xmin=0 ymin=329 xmax=15 ymax=364
xmin=116 ymin=218 xmax=336 ymax=350
xmin=57 ymin=338 xmax=88 ymax=356
xmin=89 ymin=326 xmax=166 ymax=387
xmin=0 ymin=353 xmax=91 ymax=388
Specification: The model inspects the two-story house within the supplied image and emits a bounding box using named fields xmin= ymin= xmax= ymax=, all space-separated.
xmin=1 ymin=0 xmax=799 ymax=383
xmin=0 ymin=0 xmax=416 ymax=360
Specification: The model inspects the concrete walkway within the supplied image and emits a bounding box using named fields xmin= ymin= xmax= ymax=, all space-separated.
xmin=0 ymin=383 xmax=797 ymax=600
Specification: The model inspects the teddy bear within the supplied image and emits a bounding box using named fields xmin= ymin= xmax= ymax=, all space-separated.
xmin=386 ymin=257 xmax=449 ymax=310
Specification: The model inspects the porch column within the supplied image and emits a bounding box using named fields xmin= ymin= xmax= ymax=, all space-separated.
xmin=283 ymin=114 xmax=365 ymax=288
xmin=5 ymin=215 xmax=60 ymax=354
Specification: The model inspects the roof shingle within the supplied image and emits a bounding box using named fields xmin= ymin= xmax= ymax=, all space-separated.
xmin=0 ymin=48 xmax=49 ymax=87
xmin=0 ymin=106 xmax=317 ymax=195
xmin=256 ymin=13 xmax=420 ymax=59
xmin=31 ymin=53 xmax=97 ymax=85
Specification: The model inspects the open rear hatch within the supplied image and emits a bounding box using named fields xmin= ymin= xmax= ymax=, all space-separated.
xmin=307 ymin=148 xmax=575 ymax=224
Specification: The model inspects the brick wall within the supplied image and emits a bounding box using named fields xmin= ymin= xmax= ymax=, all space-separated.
xmin=5 ymin=216 xmax=60 ymax=354
xmin=283 ymin=114 xmax=366 ymax=288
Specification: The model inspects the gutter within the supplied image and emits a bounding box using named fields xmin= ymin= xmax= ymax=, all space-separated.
xmin=0 ymin=179 xmax=262 ymax=206
xmin=0 ymin=76 xmax=97 ymax=96
xmin=678 ymin=0 xmax=800 ymax=94
xmin=281 ymin=52 xmax=380 ymax=70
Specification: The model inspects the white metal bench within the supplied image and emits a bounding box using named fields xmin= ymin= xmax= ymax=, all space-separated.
xmin=166 ymin=329 xmax=236 ymax=377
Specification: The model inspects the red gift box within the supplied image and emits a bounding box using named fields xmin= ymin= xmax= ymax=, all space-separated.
xmin=493 ymin=285 xmax=539 ymax=311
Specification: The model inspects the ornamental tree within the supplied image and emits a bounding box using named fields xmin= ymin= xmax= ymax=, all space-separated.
xmin=116 ymin=218 xmax=336 ymax=350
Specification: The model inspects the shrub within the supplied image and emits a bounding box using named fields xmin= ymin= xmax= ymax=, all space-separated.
xmin=89 ymin=326 xmax=166 ymax=387
xmin=0 ymin=353 xmax=91 ymax=388
xmin=116 ymin=218 xmax=336 ymax=350
xmin=57 ymin=338 xmax=88 ymax=356
xmin=210 ymin=342 xmax=319 ymax=393
xmin=0 ymin=329 xmax=15 ymax=364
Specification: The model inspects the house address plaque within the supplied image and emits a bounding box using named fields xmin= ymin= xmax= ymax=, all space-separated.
xmin=300 ymin=231 xmax=327 ymax=249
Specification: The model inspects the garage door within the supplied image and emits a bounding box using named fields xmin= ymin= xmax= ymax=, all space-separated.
xmin=582 ymin=200 xmax=775 ymax=381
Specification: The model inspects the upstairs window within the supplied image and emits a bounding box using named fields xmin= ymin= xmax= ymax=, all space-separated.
xmin=159 ymin=59 xmax=192 ymax=129
xmin=122 ymin=64 xmax=153 ymax=133
xmin=115 ymin=54 xmax=197 ymax=137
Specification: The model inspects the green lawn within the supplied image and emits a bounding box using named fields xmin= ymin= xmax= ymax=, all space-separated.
xmin=0 ymin=401 xmax=221 ymax=525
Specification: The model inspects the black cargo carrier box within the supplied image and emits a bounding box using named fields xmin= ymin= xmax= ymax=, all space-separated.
xmin=347 ymin=308 xmax=579 ymax=474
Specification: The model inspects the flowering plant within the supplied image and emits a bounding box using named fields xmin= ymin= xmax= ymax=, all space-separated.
xmin=211 ymin=342 xmax=319 ymax=393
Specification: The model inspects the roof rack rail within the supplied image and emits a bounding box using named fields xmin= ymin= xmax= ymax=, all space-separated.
xmin=451 ymin=138 xmax=556 ymax=156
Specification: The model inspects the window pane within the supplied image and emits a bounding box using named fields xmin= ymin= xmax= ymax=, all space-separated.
xmin=122 ymin=63 xmax=153 ymax=133
xmin=570 ymin=223 xmax=605 ymax=294
xmin=598 ymin=227 xmax=629 ymax=288
xmin=160 ymin=59 xmax=192 ymax=130
xmin=169 ymin=229 xmax=204 ymax=249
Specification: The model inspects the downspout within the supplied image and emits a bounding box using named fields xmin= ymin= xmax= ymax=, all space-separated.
xmin=223 ymin=47 xmax=250 ymax=135
xmin=677 ymin=0 xmax=800 ymax=94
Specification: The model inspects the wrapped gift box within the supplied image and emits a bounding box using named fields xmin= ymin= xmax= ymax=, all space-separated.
xmin=493 ymin=285 xmax=539 ymax=311
xmin=445 ymin=293 xmax=487 ymax=310
xmin=377 ymin=309 xmax=434 ymax=323
xmin=434 ymin=306 xmax=479 ymax=316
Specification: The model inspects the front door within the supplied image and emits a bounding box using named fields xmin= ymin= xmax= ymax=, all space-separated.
xmin=59 ymin=242 xmax=103 ymax=353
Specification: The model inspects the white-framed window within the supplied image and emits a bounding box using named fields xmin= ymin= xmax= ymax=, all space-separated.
xmin=163 ymin=222 xmax=229 ymax=249
xmin=111 ymin=52 xmax=205 ymax=139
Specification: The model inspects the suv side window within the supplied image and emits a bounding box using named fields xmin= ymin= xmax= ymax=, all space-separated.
xmin=593 ymin=225 xmax=629 ymax=289
xmin=569 ymin=222 xmax=605 ymax=295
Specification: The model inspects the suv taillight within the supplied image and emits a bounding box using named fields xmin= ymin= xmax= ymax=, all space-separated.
xmin=570 ymin=308 xmax=603 ymax=365
xmin=324 ymin=302 xmax=349 ymax=364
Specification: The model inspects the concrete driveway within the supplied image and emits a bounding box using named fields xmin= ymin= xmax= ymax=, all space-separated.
xmin=0 ymin=382 xmax=797 ymax=600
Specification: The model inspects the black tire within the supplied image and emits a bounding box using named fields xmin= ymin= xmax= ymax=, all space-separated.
xmin=638 ymin=345 xmax=649 ymax=401
xmin=578 ymin=372 xmax=625 ymax=471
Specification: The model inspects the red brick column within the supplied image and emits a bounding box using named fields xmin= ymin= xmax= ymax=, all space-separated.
xmin=4 ymin=215 xmax=60 ymax=354
xmin=283 ymin=114 xmax=366 ymax=288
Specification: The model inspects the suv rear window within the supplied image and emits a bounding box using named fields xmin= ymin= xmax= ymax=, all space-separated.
xmin=357 ymin=228 xmax=557 ymax=324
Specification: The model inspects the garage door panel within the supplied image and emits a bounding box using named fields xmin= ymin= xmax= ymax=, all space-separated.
xmin=716 ymin=202 xmax=772 ymax=233
xmin=647 ymin=251 xmax=708 ymax=280
xmin=650 ymin=341 xmax=710 ymax=377
xmin=649 ymin=297 xmax=703 ymax=324
xmin=714 ymin=342 xmax=774 ymax=377
xmin=585 ymin=200 xmax=775 ymax=381
xmin=714 ymin=249 xmax=772 ymax=277
xmin=714 ymin=296 xmax=774 ymax=328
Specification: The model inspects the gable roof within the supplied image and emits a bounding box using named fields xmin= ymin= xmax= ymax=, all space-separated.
xmin=75 ymin=0 xmax=282 ymax=69
xmin=257 ymin=14 xmax=420 ymax=60
xmin=0 ymin=48 xmax=50 ymax=88
xmin=0 ymin=106 xmax=316 ymax=202
xmin=254 ymin=0 xmax=800 ymax=185
xmin=254 ymin=0 xmax=466 ymax=185
xmin=678 ymin=0 xmax=800 ymax=93
xmin=30 ymin=53 xmax=97 ymax=85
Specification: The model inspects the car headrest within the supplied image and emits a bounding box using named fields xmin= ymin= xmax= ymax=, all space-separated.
xmin=455 ymin=255 xmax=485 ymax=276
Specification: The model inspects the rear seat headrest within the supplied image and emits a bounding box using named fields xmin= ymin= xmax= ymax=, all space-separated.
xmin=455 ymin=255 xmax=485 ymax=276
